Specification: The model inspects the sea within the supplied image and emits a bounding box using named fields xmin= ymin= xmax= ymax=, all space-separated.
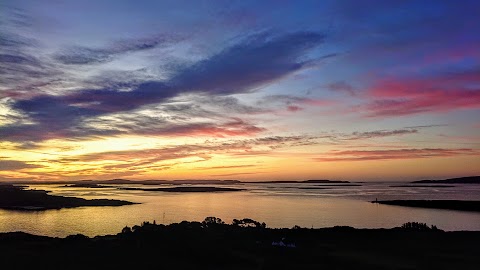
xmin=1 ymin=182 xmax=480 ymax=237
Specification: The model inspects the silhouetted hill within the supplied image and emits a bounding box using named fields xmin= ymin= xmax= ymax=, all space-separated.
xmin=0 ymin=185 xmax=136 ymax=210
xmin=412 ymin=176 xmax=480 ymax=184
xmin=0 ymin=218 xmax=479 ymax=270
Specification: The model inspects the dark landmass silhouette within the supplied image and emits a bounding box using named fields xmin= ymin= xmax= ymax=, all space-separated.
xmin=315 ymin=184 xmax=362 ymax=187
xmin=0 ymin=184 xmax=135 ymax=211
xmin=3 ymin=176 xmax=480 ymax=186
xmin=248 ymin=179 xmax=351 ymax=184
xmin=7 ymin=179 xmax=243 ymax=186
xmin=297 ymin=187 xmax=331 ymax=190
xmin=304 ymin=180 xmax=350 ymax=183
xmin=372 ymin=200 xmax=480 ymax=212
xmin=65 ymin=183 xmax=113 ymax=188
xmin=390 ymin=185 xmax=455 ymax=188
xmin=411 ymin=176 xmax=480 ymax=184
xmin=118 ymin=186 xmax=244 ymax=192
xmin=0 ymin=218 xmax=478 ymax=270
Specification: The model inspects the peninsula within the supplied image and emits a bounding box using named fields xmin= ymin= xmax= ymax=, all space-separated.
xmin=0 ymin=185 xmax=135 ymax=211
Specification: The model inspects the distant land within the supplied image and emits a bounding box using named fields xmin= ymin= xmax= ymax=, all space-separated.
xmin=4 ymin=178 xmax=354 ymax=185
xmin=65 ymin=183 xmax=113 ymax=188
xmin=3 ymin=176 xmax=480 ymax=186
xmin=9 ymin=179 xmax=243 ymax=185
xmin=0 ymin=185 xmax=135 ymax=211
xmin=117 ymin=186 xmax=244 ymax=193
xmin=411 ymin=176 xmax=480 ymax=184
xmin=373 ymin=200 xmax=480 ymax=212
xmin=245 ymin=180 xmax=351 ymax=184
xmin=391 ymin=185 xmax=455 ymax=188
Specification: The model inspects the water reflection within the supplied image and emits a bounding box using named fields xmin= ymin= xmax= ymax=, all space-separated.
xmin=1 ymin=183 xmax=480 ymax=237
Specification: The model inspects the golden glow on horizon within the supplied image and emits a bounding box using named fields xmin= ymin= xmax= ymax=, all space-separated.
xmin=1 ymin=131 xmax=480 ymax=181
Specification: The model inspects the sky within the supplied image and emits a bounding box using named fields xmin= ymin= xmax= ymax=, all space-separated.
xmin=0 ymin=0 xmax=479 ymax=182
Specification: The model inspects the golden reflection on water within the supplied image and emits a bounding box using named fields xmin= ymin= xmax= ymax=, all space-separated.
xmin=1 ymin=183 xmax=480 ymax=237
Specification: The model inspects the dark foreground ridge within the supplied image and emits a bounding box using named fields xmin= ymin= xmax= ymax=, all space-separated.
xmin=118 ymin=186 xmax=244 ymax=192
xmin=0 ymin=184 xmax=135 ymax=210
xmin=0 ymin=218 xmax=479 ymax=270
xmin=373 ymin=200 xmax=480 ymax=212
xmin=411 ymin=176 xmax=480 ymax=184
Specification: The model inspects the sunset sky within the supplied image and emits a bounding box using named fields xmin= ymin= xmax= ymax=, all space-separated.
xmin=1 ymin=0 xmax=479 ymax=182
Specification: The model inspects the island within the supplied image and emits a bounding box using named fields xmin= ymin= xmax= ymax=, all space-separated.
xmin=390 ymin=185 xmax=455 ymax=188
xmin=248 ymin=179 xmax=351 ymax=184
xmin=0 ymin=218 xmax=479 ymax=269
xmin=411 ymin=176 xmax=480 ymax=184
xmin=0 ymin=184 xmax=136 ymax=211
xmin=314 ymin=184 xmax=362 ymax=187
xmin=372 ymin=200 xmax=480 ymax=212
xmin=63 ymin=183 xmax=112 ymax=188
xmin=117 ymin=186 xmax=244 ymax=192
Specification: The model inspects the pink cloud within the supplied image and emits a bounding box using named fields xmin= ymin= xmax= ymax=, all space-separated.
xmin=363 ymin=70 xmax=480 ymax=117
xmin=287 ymin=105 xmax=303 ymax=112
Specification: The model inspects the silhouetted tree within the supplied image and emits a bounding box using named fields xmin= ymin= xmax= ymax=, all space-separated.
xmin=400 ymin=222 xmax=442 ymax=231
xmin=122 ymin=226 xmax=132 ymax=234
xmin=132 ymin=225 xmax=141 ymax=232
xmin=202 ymin=217 xmax=225 ymax=228
xmin=231 ymin=218 xmax=266 ymax=228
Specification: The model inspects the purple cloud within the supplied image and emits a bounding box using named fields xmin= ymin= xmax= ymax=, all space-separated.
xmin=2 ymin=31 xmax=324 ymax=142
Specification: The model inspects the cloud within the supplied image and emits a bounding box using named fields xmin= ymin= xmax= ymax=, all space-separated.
xmin=403 ymin=124 xmax=448 ymax=129
xmin=314 ymin=148 xmax=480 ymax=162
xmin=258 ymin=94 xmax=332 ymax=112
xmin=63 ymin=135 xmax=319 ymax=164
xmin=121 ymin=117 xmax=265 ymax=138
xmin=0 ymin=32 xmax=59 ymax=89
xmin=210 ymin=171 xmax=263 ymax=177
xmin=328 ymin=81 xmax=356 ymax=96
xmin=347 ymin=129 xmax=417 ymax=140
xmin=0 ymin=135 xmax=316 ymax=180
xmin=189 ymin=95 xmax=267 ymax=115
xmin=170 ymin=31 xmax=324 ymax=94
xmin=0 ymin=160 xmax=42 ymax=171
xmin=287 ymin=105 xmax=303 ymax=112
xmin=2 ymin=31 xmax=325 ymax=142
xmin=54 ymin=35 xmax=179 ymax=65
xmin=195 ymin=164 xmax=257 ymax=170
xmin=362 ymin=68 xmax=480 ymax=117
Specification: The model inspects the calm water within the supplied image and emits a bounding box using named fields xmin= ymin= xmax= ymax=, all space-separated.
xmin=1 ymin=182 xmax=480 ymax=237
